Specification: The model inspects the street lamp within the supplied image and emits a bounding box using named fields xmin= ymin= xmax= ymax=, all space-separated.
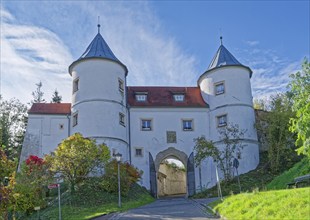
xmin=115 ymin=153 xmax=122 ymax=208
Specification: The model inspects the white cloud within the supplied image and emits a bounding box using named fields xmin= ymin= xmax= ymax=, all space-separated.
xmin=0 ymin=7 xmax=73 ymax=104
xmin=245 ymin=40 xmax=259 ymax=46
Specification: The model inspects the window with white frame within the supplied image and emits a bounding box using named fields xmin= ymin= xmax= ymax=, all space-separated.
xmin=119 ymin=113 xmax=125 ymax=126
xmin=182 ymin=119 xmax=193 ymax=131
xmin=135 ymin=148 xmax=143 ymax=157
xmin=215 ymin=82 xmax=225 ymax=95
xmin=217 ymin=114 xmax=227 ymax=127
xmin=118 ymin=78 xmax=124 ymax=93
xmin=73 ymin=112 xmax=78 ymax=127
xmin=135 ymin=94 xmax=147 ymax=102
xmin=141 ymin=119 xmax=152 ymax=131
xmin=73 ymin=78 xmax=79 ymax=93
xmin=173 ymin=94 xmax=185 ymax=102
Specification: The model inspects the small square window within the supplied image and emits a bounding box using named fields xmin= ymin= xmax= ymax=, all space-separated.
xmin=173 ymin=94 xmax=185 ymax=102
xmin=141 ymin=119 xmax=152 ymax=131
xmin=217 ymin=114 xmax=227 ymax=127
xmin=135 ymin=148 xmax=143 ymax=157
xmin=215 ymin=82 xmax=225 ymax=95
xmin=59 ymin=124 xmax=64 ymax=130
xmin=183 ymin=120 xmax=193 ymax=131
xmin=119 ymin=113 xmax=125 ymax=126
xmin=119 ymin=78 xmax=124 ymax=93
xmin=73 ymin=113 xmax=78 ymax=127
xmin=73 ymin=78 xmax=79 ymax=93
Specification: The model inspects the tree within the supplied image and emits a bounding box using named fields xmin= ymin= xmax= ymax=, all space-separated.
xmin=31 ymin=81 xmax=45 ymax=104
xmin=289 ymin=59 xmax=310 ymax=158
xmin=51 ymin=89 xmax=62 ymax=103
xmin=255 ymin=93 xmax=297 ymax=172
xmin=0 ymin=96 xmax=28 ymax=160
xmin=45 ymin=133 xmax=110 ymax=192
xmin=194 ymin=124 xmax=246 ymax=182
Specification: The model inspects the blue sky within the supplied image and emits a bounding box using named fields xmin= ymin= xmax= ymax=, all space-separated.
xmin=1 ymin=1 xmax=309 ymax=104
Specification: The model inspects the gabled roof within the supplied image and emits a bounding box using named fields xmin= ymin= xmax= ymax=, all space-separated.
xmin=28 ymin=103 xmax=71 ymax=115
xmin=127 ymin=86 xmax=208 ymax=108
xmin=69 ymin=32 xmax=128 ymax=75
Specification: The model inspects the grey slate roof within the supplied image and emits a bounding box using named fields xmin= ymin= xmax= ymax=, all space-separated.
xmin=207 ymin=45 xmax=252 ymax=77
xmin=69 ymin=32 xmax=128 ymax=75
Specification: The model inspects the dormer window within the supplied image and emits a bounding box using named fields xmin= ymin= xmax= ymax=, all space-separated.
xmin=173 ymin=94 xmax=185 ymax=102
xmin=136 ymin=94 xmax=147 ymax=102
xmin=215 ymin=81 xmax=225 ymax=95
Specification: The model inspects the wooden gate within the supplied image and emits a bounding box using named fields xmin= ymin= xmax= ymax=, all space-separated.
xmin=187 ymin=152 xmax=196 ymax=196
xmin=149 ymin=152 xmax=157 ymax=197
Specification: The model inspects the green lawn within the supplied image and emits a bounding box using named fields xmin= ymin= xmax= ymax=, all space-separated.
xmin=213 ymin=187 xmax=310 ymax=220
xmin=267 ymin=157 xmax=310 ymax=190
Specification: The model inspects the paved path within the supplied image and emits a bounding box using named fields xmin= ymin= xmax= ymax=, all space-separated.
xmin=99 ymin=197 xmax=219 ymax=220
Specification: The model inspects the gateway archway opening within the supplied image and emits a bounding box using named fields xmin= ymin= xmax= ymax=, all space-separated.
xmin=157 ymin=157 xmax=187 ymax=197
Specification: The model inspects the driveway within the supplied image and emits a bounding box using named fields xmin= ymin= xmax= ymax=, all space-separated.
xmin=103 ymin=197 xmax=219 ymax=220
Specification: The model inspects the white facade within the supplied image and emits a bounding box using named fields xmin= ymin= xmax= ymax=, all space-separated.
xmin=20 ymin=31 xmax=260 ymax=197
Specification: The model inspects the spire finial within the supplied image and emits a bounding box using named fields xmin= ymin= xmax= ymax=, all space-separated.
xmin=97 ymin=16 xmax=101 ymax=33
xmin=220 ymin=36 xmax=223 ymax=45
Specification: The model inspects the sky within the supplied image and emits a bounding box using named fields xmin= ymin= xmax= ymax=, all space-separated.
xmin=1 ymin=1 xmax=309 ymax=104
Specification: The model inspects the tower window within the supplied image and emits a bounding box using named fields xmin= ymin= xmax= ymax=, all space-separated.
xmin=173 ymin=94 xmax=185 ymax=102
xmin=141 ymin=119 xmax=152 ymax=131
xmin=215 ymin=82 xmax=225 ymax=95
xmin=73 ymin=112 xmax=78 ymax=127
xmin=119 ymin=113 xmax=125 ymax=126
xmin=217 ymin=114 xmax=227 ymax=127
xmin=73 ymin=78 xmax=79 ymax=93
xmin=182 ymin=119 xmax=193 ymax=131
xmin=118 ymin=78 xmax=124 ymax=93
xmin=135 ymin=148 xmax=143 ymax=157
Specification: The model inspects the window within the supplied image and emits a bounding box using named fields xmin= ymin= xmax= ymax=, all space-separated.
xmin=183 ymin=119 xmax=193 ymax=131
xmin=215 ymin=82 xmax=225 ymax=95
xmin=59 ymin=124 xmax=64 ymax=130
xmin=118 ymin=78 xmax=124 ymax=93
xmin=136 ymin=94 xmax=147 ymax=102
xmin=173 ymin=94 xmax=185 ymax=102
xmin=135 ymin=148 xmax=143 ymax=157
xmin=73 ymin=113 xmax=78 ymax=127
xmin=119 ymin=113 xmax=125 ymax=126
xmin=217 ymin=114 xmax=227 ymax=127
xmin=141 ymin=119 xmax=152 ymax=131
xmin=73 ymin=78 xmax=79 ymax=93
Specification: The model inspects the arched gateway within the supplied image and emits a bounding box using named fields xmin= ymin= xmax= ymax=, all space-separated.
xmin=149 ymin=147 xmax=196 ymax=198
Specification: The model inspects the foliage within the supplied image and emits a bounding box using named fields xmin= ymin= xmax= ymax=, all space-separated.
xmin=192 ymin=152 xmax=277 ymax=198
xmin=267 ymin=157 xmax=310 ymax=190
xmin=102 ymin=160 xmax=142 ymax=196
xmin=289 ymin=59 xmax=310 ymax=158
xmin=31 ymin=81 xmax=45 ymax=104
xmin=255 ymin=93 xmax=297 ymax=173
xmin=51 ymin=89 xmax=62 ymax=103
xmin=194 ymin=124 xmax=246 ymax=181
xmin=45 ymin=133 xmax=110 ymax=192
xmin=0 ymin=96 xmax=28 ymax=160
xmin=214 ymin=188 xmax=310 ymax=220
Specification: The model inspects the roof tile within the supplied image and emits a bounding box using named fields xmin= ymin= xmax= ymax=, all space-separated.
xmin=28 ymin=103 xmax=71 ymax=115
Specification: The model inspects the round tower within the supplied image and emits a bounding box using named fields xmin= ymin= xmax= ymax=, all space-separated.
xmin=68 ymin=25 xmax=129 ymax=161
xmin=198 ymin=40 xmax=259 ymax=172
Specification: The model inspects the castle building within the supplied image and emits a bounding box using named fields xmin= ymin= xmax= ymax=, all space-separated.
xmin=20 ymin=26 xmax=259 ymax=197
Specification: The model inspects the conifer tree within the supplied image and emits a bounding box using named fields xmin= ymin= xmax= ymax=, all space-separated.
xmin=31 ymin=81 xmax=45 ymax=104
xmin=51 ymin=89 xmax=62 ymax=103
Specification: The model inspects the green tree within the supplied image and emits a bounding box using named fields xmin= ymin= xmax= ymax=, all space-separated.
xmin=194 ymin=124 xmax=246 ymax=182
xmin=0 ymin=96 xmax=28 ymax=160
xmin=255 ymin=93 xmax=296 ymax=173
xmin=289 ymin=59 xmax=310 ymax=158
xmin=45 ymin=133 xmax=110 ymax=193
xmin=51 ymin=89 xmax=62 ymax=103
xmin=31 ymin=81 xmax=45 ymax=104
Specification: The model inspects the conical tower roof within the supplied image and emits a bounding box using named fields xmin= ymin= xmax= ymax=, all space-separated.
xmin=69 ymin=28 xmax=128 ymax=75
xmin=206 ymin=42 xmax=252 ymax=77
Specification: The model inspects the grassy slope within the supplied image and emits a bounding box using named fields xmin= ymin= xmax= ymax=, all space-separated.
xmin=213 ymin=187 xmax=310 ymax=220
xmin=267 ymin=157 xmax=310 ymax=190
